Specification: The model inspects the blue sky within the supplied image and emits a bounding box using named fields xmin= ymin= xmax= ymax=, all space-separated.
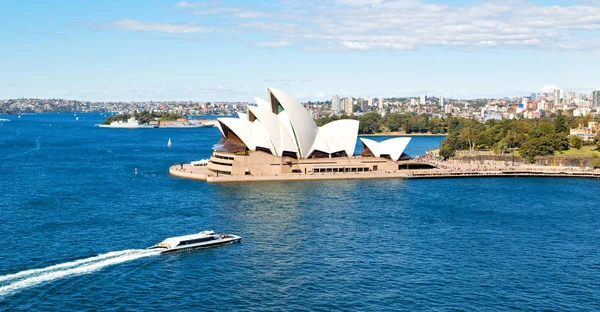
xmin=1 ymin=0 xmax=599 ymax=101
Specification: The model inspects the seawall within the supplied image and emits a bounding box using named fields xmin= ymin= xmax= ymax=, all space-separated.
xmin=169 ymin=163 xmax=600 ymax=183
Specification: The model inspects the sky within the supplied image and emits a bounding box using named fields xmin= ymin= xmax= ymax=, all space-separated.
xmin=1 ymin=0 xmax=600 ymax=101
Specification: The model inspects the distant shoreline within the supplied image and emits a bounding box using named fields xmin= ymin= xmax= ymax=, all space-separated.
xmin=361 ymin=132 xmax=446 ymax=137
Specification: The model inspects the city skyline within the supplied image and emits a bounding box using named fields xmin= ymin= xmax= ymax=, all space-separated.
xmin=1 ymin=0 xmax=600 ymax=101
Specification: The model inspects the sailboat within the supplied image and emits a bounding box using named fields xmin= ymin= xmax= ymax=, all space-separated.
xmin=168 ymin=138 xmax=172 ymax=148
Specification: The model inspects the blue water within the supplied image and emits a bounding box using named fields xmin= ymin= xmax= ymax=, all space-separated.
xmin=1 ymin=113 xmax=599 ymax=311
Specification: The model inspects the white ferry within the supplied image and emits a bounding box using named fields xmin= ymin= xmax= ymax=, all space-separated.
xmin=148 ymin=230 xmax=241 ymax=254
xmin=97 ymin=116 xmax=156 ymax=128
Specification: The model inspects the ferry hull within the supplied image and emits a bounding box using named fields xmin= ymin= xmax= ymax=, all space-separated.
xmin=159 ymin=237 xmax=241 ymax=254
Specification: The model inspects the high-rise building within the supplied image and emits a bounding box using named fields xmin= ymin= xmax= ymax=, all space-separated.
xmin=378 ymin=96 xmax=384 ymax=110
xmin=360 ymin=99 xmax=368 ymax=112
xmin=545 ymin=99 xmax=553 ymax=111
xmin=444 ymin=104 xmax=452 ymax=114
xmin=593 ymin=90 xmax=600 ymax=107
xmin=420 ymin=95 xmax=426 ymax=105
xmin=536 ymin=100 xmax=544 ymax=111
xmin=332 ymin=95 xmax=340 ymax=113
xmin=345 ymin=97 xmax=353 ymax=115
xmin=439 ymin=96 xmax=444 ymax=107
xmin=367 ymin=97 xmax=374 ymax=107
xmin=530 ymin=93 xmax=537 ymax=101
xmin=554 ymin=89 xmax=561 ymax=106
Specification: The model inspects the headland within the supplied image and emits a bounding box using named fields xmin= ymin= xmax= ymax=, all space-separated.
xmin=360 ymin=132 xmax=446 ymax=137
xmin=169 ymin=87 xmax=600 ymax=183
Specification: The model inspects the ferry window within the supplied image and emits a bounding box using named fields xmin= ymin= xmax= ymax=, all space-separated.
xmin=177 ymin=237 xmax=215 ymax=246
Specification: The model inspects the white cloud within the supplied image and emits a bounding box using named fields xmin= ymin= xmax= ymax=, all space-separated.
xmin=229 ymin=0 xmax=600 ymax=51
xmin=174 ymin=1 xmax=194 ymax=9
xmin=73 ymin=19 xmax=213 ymax=34
xmin=542 ymin=85 xmax=560 ymax=92
xmin=77 ymin=1 xmax=600 ymax=51
xmin=252 ymin=41 xmax=291 ymax=48
xmin=173 ymin=1 xmax=268 ymax=18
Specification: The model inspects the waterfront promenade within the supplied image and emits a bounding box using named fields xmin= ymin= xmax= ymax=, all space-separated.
xmin=170 ymin=159 xmax=600 ymax=182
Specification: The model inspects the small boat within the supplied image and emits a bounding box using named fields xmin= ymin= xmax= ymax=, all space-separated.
xmin=148 ymin=230 xmax=241 ymax=254
xmin=167 ymin=138 xmax=172 ymax=148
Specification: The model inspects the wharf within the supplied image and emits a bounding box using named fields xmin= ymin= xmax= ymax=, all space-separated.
xmin=169 ymin=161 xmax=600 ymax=183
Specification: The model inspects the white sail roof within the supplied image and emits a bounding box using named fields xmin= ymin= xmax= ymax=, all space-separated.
xmin=319 ymin=119 xmax=359 ymax=157
xmin=254 ymin=97 xmax=271 ymax=111
xmin=252 ymin=120 xmax=275 ymax=154
xmin=360 ymin=137 xmax=411 ymax=161
xmin=214 ymin=88 xmax=364 ymax=160
xmin=217 ymin=117 xmax=256 ymax=150
xmin=269 ymin=87 xmax=318 ymax=159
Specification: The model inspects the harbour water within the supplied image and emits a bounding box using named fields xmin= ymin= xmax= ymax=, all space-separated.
xmin=1 ymin=113 xmax=599 ymax=310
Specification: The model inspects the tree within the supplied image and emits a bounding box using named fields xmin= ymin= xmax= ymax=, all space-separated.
xmin=458 ymin=120 xmax=484 ymax=152
xmin=358 ymin=112 xmax=381 ymax=134
xmin=554 ymin=115 xmax=569 ymax=133
xmin=382 ymin=113 xmax=403 ymax=132
xmin=459 ymin=128 xmax=478 ymax=152
xmin=593 ymin=132 xmax=600 ymax=151
xmin=493 ymin=137 xmax=509 ymax=154
xmin=531 ymin=122 xmax=554 ymax=139
xmin=519 ymin=137 xmax=555 ymax=162
xmin=549 ymin=132 xmax=569 ymax=152
xmin=482 ymin=124 xmax=505 ymax=149
xmin=102 ymin=114 xmax=130 ymax=124
xmin=439 ymin=144 xmax=456 ymax=160
xmin=446 ymin=116 xmax=459 ymax=133
xmin=429 ymin=117 xmax=447 ymax=134
xmin=570 ymin=135 xmax=583 ymax=150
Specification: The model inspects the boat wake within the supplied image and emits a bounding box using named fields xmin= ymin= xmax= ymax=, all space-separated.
xmin=0 ymin=249 xmax=159 ymax=297
xmin=3 ymin=136 xmax=41 ymax=160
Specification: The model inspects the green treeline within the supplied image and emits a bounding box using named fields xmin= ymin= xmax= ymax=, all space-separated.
xmin=102 ymin=111 xmax=181 ymax=124
xmin=439 ymin=115 xmax=598 ymax=162
xmin=316 ymin=112 xmax=447 ymax=134
xmin=317 ymin=112 xmax=599 ymax=163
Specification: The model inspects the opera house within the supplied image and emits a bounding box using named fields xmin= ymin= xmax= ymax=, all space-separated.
xmin=171 ymin=88 xmax=415 ymax=182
